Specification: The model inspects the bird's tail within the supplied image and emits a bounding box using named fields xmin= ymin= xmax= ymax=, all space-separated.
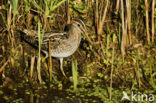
xmin=17 ymin=29 xmax=39 ymax=48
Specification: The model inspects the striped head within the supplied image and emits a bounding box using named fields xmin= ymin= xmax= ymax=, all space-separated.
xmin=72 ymin=19 xmax=86 ymax=34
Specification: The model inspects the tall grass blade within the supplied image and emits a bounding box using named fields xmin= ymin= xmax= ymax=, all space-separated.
xmin=11 ymin=0 xmax=18 ymax=15
xmin=50 ymin=0 xmax=66 ymax=11
xmin=72 ymin=59 xmax=78 ymax=92
xmin=32 ymin=1 xmax=44 ymax=12
xmin=109 ymin=33 xmax=116 ymax=100
xmin=37 ymin=22 xmax=42 ymax=83
xmin=44 ymin=0 xmax=50 ymax=15
xmin=11 ymin=0 xmax=18 ymax=26
xmin=24 ymin=0 xmax=31 ymax=13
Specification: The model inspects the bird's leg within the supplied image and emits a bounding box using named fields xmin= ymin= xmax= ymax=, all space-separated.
xmin=60 ymin=58 xmax=67 ymax=78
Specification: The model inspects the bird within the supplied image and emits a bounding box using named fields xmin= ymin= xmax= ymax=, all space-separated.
xmin=19 ymin=19 xmax=86 ymax=78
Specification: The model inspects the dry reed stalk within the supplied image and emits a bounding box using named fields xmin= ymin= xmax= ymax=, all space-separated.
xmin=97 ymin=0 xmax=108 ymax=35
xmin=10 ymin=57 xmax=15 ymax=69
xmin=95 ymin=0 xmax=99 ymax=36
xmin=145 ymin=0 xmax=150 ymax=44
xmin=67 ymin=0 xmax=70 ymax=24
xmin=7 ymin=4 xmax=12 ymax=30
xmin=37 ymin=58 xmax=42 ymax=83
xmin=94 ymin=0 xmax=108 ymax=43
xmin=121 ymin=0 xmax=127 ymax=61
xmin=11 ymin=28 xmax=15 ymax=46
xmin=95 ymin=0 xmax=108 ymax=39
xmin=126 ymin=0 xmax=132 ymax=44
xmin=49 ymin=39 xmax=52 ymax=81
xmin=30 ymin=56 xmax=35 ymax=78
xmin=2 ymin=46 xmax=5 ymax=55
xmin=0 ymin=58 xmax=10 ymax=72
xmin=19 ymin=44 xmax=23 ymax=57
xmin=152 ymin=0 xmax=155 ymax=43
xmin=7 ymin=3 xmax=12 ymax=44
xmin=116 ymin=0 xmax=120 ymax=11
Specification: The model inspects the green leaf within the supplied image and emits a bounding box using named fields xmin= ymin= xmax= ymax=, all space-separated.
xmin=50 ymin=0 xmax=66 ymax=12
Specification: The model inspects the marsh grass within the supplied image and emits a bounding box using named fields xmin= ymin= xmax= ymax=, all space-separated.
xmin=11 ymin=0 xmax=18 ymax=27
xmin=31 ymin=0 xmax=66 ymax=15
xmin=37 ymin=21 xmax=43 ymax=83
xmin=109 ymin=33 xmax=116 ymax=100
xmin=0 ymin=0 xmax=155 ymax=102
xmin=72 ymin=58 xmax=78 ymax=92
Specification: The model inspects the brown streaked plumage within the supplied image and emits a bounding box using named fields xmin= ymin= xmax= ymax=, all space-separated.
xmin=20 ymin=19 xmax=86 ymax=78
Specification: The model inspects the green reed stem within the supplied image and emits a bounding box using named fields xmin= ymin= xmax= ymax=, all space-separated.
xmin=37 ymin=22 xmax=42 ymax=83
xmin=110 ymin=33 xmax=116 ymax=100
xmin=106 ymin=34 xmax=110 ymax=54
xmin=11 ymin=0 xmax=18 ymax=27
xmin=72 ymin=58 xmax=78 ymax=92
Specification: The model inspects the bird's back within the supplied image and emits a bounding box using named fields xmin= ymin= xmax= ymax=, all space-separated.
xmin=20 ymin=23 xmax=82 ymax=58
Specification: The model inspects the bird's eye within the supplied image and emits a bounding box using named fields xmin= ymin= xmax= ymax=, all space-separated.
xmin=77 ymin=24 xmax=81 ymax=27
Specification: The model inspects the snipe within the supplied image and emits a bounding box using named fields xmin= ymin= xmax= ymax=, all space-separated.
xmin=20 ymin=19 xmax=86 ymax=78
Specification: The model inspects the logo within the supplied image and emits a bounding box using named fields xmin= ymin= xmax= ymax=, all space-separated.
xmin=122 ymin=91 xmax=155 ymax=102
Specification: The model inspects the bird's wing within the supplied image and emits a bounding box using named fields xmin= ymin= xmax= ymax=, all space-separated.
xmin=42 ymin=32 xmax=69 ymax=51
xmin=20 ymin=29 xmax=69 ymax=51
